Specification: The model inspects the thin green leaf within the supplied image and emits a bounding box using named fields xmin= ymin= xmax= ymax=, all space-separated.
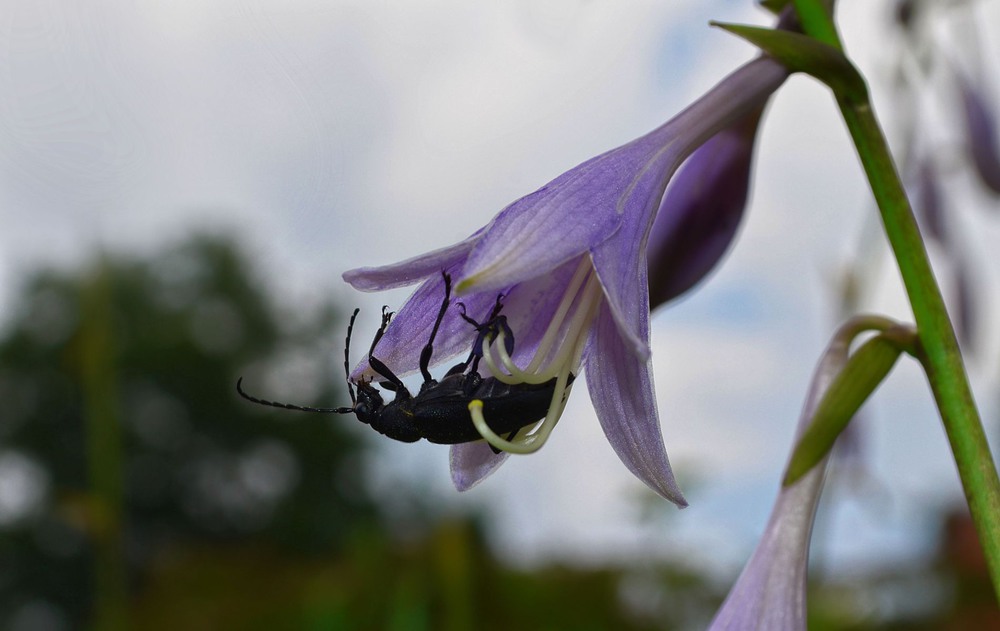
xmin=711 ymin=22 xmax=867 ymax=105
xmin=784 ymin=334 xmax=903 ymax=486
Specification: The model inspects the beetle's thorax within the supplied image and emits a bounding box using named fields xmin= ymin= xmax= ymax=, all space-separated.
xmin=353 ymin=382 xmax=384 ymax=426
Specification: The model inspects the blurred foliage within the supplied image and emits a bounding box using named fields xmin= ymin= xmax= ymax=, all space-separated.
xmin=128 ymin=518 xmax=721 ymax=631
xmin=0 ymin=234 xmax=376 ymax=628
xmin=0 ymin=233 xmax=990 ymax=630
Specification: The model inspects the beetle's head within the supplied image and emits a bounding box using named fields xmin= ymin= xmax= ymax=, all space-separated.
xmin=353 ymin=380 xmax=384 ymax=425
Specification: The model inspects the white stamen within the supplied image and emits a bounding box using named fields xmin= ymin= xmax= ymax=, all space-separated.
xmin=472 ymin=257 xmax=602 ymax=453
xmin=525 ymin=257 xmax=593 ymax=373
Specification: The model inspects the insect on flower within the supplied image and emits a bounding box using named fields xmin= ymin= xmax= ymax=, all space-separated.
xmin=236 ymin=273 xmax=572 ymax=446
xmin=343 ymin=56 xmax=790 ymax=501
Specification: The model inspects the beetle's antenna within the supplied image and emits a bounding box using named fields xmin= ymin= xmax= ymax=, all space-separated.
xmin=344 ymin=308 xmax=360 ymax=405
xmin=236 ymin=377 xmax=354 ymax=414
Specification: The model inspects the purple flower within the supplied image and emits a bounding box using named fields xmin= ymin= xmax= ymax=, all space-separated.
xmin=344 ymin=57 xmax=788 ymax=505
xmin=707 ymin=330 xmax=850 ymax=631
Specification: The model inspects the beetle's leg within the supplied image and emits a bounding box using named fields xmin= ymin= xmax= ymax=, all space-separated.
xmin=461 ymin=371 xmax=482 ymax=397
xmin=418 ymin=272 xmax=453 ymax=384
xmin=450 ymin=295 xmax=512 ymax=376
xmin=343 ymin=308 xmax=360 ymax=405
xmin=369 ymin=306 xmax=392 ymax=354
xmin=444 ymin=303 xmax=478 ymax=375
xmin=367 ymin=306 xmax=408 ymax=395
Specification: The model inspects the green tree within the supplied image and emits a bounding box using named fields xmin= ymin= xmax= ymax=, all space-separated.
xmin=0 ymin=234 xmax=376 ymax=628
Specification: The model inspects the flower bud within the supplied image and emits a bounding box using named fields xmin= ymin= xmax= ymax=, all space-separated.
xmin=647 ymin=108 xmax=764 ymax=308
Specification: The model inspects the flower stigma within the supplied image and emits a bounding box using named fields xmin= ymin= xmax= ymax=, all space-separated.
xmin=468 ymin=257 xmax=603 ymax=454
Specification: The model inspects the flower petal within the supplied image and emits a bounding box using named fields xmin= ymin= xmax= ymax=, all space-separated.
xmin=450 ymin=442 xmax=510 ymax=491
xmin=343 ymin=231 xmax=481 ymax=292
xmin=585 ymin=303 xmax=687 ymax=506
xmin=458 ymin=140 xmax=682 ymax=294
xmin=591 ymin=227 xmax=651 ymax=361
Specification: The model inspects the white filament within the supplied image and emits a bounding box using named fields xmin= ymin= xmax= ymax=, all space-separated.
xmin=471 ymin=257 xmax=602 ymax=454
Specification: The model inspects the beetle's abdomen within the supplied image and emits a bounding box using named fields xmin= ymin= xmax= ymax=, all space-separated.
xmin=413 ymin=377 xmax=561 ymax=445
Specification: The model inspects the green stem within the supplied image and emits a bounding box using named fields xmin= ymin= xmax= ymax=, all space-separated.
xmin=81 ymin=263 xmax=128 ymax=631
xmin=792 ymin=0 xmax=842 ymax=50
xmin=796 ymin=1 xmax=1000 ymax=599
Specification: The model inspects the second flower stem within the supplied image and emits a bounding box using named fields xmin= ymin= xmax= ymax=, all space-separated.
xmin=836 ymin=101 xmax=1000 ymax=596
xmin=795 ymin=0 xmax=1000 ymax=593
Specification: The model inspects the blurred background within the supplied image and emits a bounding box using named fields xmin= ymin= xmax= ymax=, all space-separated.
xmin=1 ymin=0 xmax=998 ymax=629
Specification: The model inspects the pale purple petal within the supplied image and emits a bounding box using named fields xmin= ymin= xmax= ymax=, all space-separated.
xmin=343 ymin=231 xmax=481 ymax=291
xmin=647 ymin=108 xmax=764 ymax=308
xmin=591 ymin=226 xmax=651 ymax=361
xmin=458 ymin=141 xmax=681 ymax=294
xmin=585 ymin=303 xmax=686 ymax=507
xmin=451 ymin=442 xmax=510 ymax=491
xmin=708 ymin=333 xmax=850 ymax=630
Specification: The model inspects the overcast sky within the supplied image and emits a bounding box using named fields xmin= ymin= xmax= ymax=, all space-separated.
xmin=2 ymin=0 xmax=999 ymax=578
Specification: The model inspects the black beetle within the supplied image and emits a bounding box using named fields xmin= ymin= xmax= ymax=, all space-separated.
xmin=237 ymin=273 xmax=568 ymax=445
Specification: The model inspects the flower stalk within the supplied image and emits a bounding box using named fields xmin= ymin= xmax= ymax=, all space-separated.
xmin=794 ymin=0 xmax=1000 ymax=599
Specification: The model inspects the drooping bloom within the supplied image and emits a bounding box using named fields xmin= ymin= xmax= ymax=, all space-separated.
xmin=344 ymin=56 xmax=788 ymax=505
xmin=707 ymin=328 xmax=850 ymax=631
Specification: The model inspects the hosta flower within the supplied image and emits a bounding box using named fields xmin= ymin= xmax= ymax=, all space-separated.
xmin=707 ymin=329 xmax=850 ymax=631
xmin=344 ymin=56 xmax=788 ymax=504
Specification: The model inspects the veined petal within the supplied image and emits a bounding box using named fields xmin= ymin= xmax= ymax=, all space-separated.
xmin=708 ymin=332 xmax=850 ymax=630
xmin=351 ymin=271 xmax=499 ymax=380
xmin=451 ymin=441 xmax=510 ymax=491
xmin=344 ymin=231 xmax=481 ymax=292
xmin=585 ymin=303 xmax=686 ymax=506
xmin=591 ymin=224 xmax=652 ymax=361
xmin=458 ymin=141 xmax=682 ymax=294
